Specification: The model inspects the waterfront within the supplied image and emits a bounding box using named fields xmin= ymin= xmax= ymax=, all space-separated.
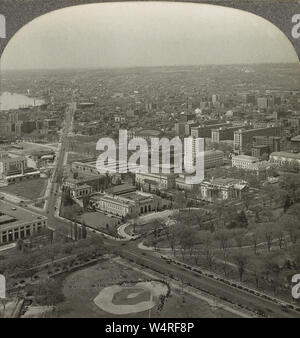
xmin=0 ymin=92 xmax=45 ymax=111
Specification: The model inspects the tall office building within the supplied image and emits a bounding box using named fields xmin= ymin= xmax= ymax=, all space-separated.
xmin=257 ymin=97 xmax=268 ymax=109
xmin=174 ymin=122 xmax=186 ymax=137
xmin=0 ymin=112 xmax=22 ymax=137
xmin=211 ymin=125 xmax=243 ymax=143
xmin=234 ymin=127 xmax=281 ymax=154
xmin=190 ymin=122 xmax=230 ymax=138
xmin=252 ymin=136 xmax=281 ymax=153
xmin=246 ymin=94 xmax=256 ymax=105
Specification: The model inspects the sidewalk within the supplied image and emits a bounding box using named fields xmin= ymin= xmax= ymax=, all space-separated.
xmin=117 ymin=209 xmax=178 ymax=240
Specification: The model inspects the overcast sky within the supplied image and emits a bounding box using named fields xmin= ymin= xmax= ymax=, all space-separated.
xmin=1 ymin=2 xmax=298 ymax=70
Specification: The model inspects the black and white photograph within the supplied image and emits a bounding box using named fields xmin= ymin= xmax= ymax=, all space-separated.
xmin=0 ymin=0 xmax=299 ymax=321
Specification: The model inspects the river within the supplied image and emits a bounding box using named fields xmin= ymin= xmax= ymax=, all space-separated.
xmin=0 ymin=92 xmax=45 ymax=111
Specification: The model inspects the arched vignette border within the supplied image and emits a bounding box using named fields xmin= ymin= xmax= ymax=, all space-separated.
xmin=0 ymin=0 xmax=299 ymax=61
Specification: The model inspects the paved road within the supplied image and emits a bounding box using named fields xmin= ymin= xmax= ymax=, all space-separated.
xmin=112 ymin=240 xmax=300 ymax=318
xmin=45 ymin=102 xmax=75 ymax=233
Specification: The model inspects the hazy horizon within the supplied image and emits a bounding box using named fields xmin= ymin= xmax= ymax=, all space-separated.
xmin=0 ymin=2 xmax=298 ymax=70
xmin=1 ymin=62 xmax=300 ymax=73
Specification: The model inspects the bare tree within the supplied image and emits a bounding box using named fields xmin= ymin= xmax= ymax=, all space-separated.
xmin=214 ymin=229 xmax=231 ymax=256
xmin=274 ymin=223 xmax=286 ymax=250
xmin=198 ymin=230 xmax=215 ymax=270
xmin=282 ymin=214 xmax=300 ymax=244
xmin=232 ymin=251 xmax=249 ymax=282
xmin=249 ymin=258 xmax=264 ymax=289
xmin=204 ymin=248 xmax=215 ymax=271
xmin=166 ymin=225 xmax=177 ymax=257
xmin=260 ymin=223 xmax=274 ymax=252
xmin=233 ymin=229 xmax=247 ymax=249
xmin=249 ymin=227 xmax=260 ymax=255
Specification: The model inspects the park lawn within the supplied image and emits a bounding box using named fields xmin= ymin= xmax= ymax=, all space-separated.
xmin=79 ymin=212 xmax=121 ymax=230
xmin=8 ymin=142 xmax=55 ymax=156
xmin=67 ymin=152 xmax=91 ymax=164
xmin=0 ymin=178 xmax=48 ymax=200
xmin=53 ymin=258 xmax=235 ymax=318
xmin=54 ymin=259 xmax=152 ymax=318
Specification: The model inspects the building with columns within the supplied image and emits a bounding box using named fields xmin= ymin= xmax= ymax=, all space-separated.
xmin=90 ymin=191 xmax=159 ymax=218
xmin=200 ymin=178 xmax=248 ymax=202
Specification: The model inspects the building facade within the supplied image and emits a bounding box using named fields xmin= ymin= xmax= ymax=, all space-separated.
xmin=0 ymin=200 xmax=48 ymax=245
xmin=200 ymin=178 xmax=248 ymax=202
xmin=269 ymin=152 xmax=300 ymax=171
xmin=135 ymin=172 xmax=175 ymax=190
xmin=0 ymin=112 xmax=22 ymax=137
xmin=252 ymin=136 xmax=281 ymax=153
xmin=0 ymin=152 xmax=27 ymax=177
xmin=90 ymin=191 xmax=158 ymax=218
xmin=211 ymin=125 xmax=243 ymax=143
xmin=291 ymin=135 xmax=300 ymax=153
xmin=234 ymin=127 xmax=281 ymax=154
xmin=190 ymin=122 xmax=230 ymax=138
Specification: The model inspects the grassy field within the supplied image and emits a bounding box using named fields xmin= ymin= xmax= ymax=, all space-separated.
xmin=80 ymin=212 xmax=120 ymax=230
xmin=0 ymin=178 xmax=48 ymax=200
xmin=52 ymin=258 xmax=236 ymax=318
xmin=7 ymin=142 xmax=57 ymax=156
xmin=67 ymin=152 xmax=92 ymax=164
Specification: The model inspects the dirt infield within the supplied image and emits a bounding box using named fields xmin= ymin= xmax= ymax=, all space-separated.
xmin=94 ymin=281 xmax=168 ymax=315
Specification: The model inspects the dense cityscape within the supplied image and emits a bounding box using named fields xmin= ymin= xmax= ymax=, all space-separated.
xmin=0 ymin=63 xmax=299 ymax=318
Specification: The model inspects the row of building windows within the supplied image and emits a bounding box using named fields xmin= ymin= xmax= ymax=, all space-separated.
xmin=0 ymin=221 xmax=46 ymax=244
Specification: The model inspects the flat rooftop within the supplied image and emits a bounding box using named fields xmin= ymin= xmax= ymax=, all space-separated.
xmin=291 ymin=135 xmax=300 ymax=142
xmin=233 ymin=155 xmax=258 ymax=161
xmin=91 ymin=191 xmax=152 ymax=205
xmin=270 ymin=152 xmax=300 ymax=159
xmin=105 ymin=184 xmax=136 ymax=195
xmin=204 ymin=150 xmax=224 ymax=155
xmin=235 ymin=126 xmax=279 ymax=134
xmin=211 ymin=177 xmax=242 ymax=185
xmin=122 ymin=192 xmax=152 ymax=202
xmin=0 ymin=199 xmax=47 ymax=231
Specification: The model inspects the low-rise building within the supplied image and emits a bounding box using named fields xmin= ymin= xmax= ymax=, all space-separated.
xmin=72 ymin=158 xmax=104 ymax=176
xmin=105 ymin=184 xmax=136 ymax=196
xmin=4 ymin=168 xmax=41 ymax=184
xmin=291 ymin=135 xmax=300 ymax=153
xmin=0 ymin=152 xmax=27 ymax=177
xmin=269 ymin=151 xmax=300 ymax=171
xmin=232 ymin=155 xmax=259 ymax=170
xmin=204 ymin=150 xmax=224 ymax=169
xmin=0 ymin=152 xmax=41 ymax=184
xmin=175 ymin=174 xmax=194 ymax=191
xmin=135 ymin=172 xmax=175 ymax=191
xmin=90 ymin=191 xmax=158 ymax=218
xmin=72 ymin=159 xmax=138 ymax=177
xmin=71 ymin=184 xmax=93 ymax=199
xmin=232 ymin=155 xmax=270 ymax=177
xmin=63 ymin=175 xmax=104 ymax=191
xmin=200 ymin=178 xmax=248 ymax=202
